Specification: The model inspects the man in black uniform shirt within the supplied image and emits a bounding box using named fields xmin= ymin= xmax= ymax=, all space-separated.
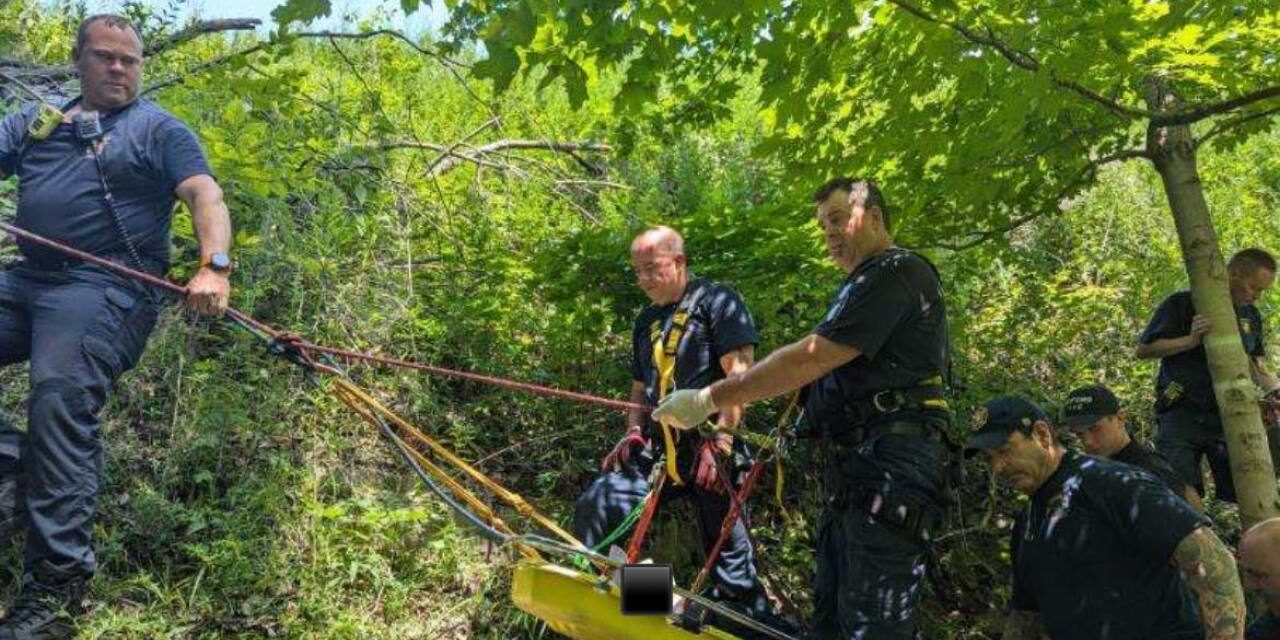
xmin=0 ymin=15 xmax=233 ymax=638
xmin=655 ymin=178 xmax=953 ymax=639
xmin=1062 ymin=384 xmax=1202 ymax=509
xmin=1136 ymin=248 xmax=1278 ymax=502
xmin=572 ymin=226 xmax=767 ymax=618
xmin=1240 ymin=517 xmax=1280 ymax=640
xmin=968 ymin=395 xmax=1246 ymax=640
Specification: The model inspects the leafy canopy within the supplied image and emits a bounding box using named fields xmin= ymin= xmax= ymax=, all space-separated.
xmin=413 ymin=0 xmax=1280 ymax=247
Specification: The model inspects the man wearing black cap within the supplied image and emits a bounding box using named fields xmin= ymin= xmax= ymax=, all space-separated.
xmin=969 ymin=395 xmax=1245 ymax=640
xmin=1062 ymin=384 xmax=1201 ymax=509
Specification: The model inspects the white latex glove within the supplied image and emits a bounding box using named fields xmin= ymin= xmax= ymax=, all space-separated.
xmin=651 ymin=387 xmax=716 ymax=430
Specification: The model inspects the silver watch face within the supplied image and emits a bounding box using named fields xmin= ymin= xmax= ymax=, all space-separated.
xmin=210 ymin=253 xmax=231 ymax=270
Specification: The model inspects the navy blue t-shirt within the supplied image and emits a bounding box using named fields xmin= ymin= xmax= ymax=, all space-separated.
xmin=631 ymin=278 xmax=757 ymax=425
xmin=802 ymin=248 xmax=950 ymax=433
xmin=1139 ymin=290 xmax=1265 ymax=413
xmin=1009 ymin=452 xmax=1209 ymax=640
xmin=0 ymin=98 xmax=212 ymax=272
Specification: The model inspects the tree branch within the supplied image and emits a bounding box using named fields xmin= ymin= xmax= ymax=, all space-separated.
xmin=885 ymin=0 xmax=1154 ymax=121
xmin=922 ymin=148 xmax=1149 ymax=251
xmin=143 ymin=19 xmax=261 ymax=57
xmin=16 ymin=27 xmax=469 ymax=100
xmin=1195 ymin=105 xmax=1280 ymax=149
xmin=375 ymin=139 xmax=612 ymax=177
xmin=2 ymin=18 xmax=262 ymax=82
xmin=889 ymin=2 xmax=1280 ymax=127
xmin=142 ymin=42 xmax=270 ymax=95
xmin=1157 ymin=85 xmax=1280 ymax=126
xmin=293 ymin=30 xmax=468 ymax=70
xmin=0 ymin=60 xmax=76 ymax=83
xmin=424 ymin=118 xmax=500 ymax=174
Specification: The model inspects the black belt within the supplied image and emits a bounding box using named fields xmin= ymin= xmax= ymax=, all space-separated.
xmin=830 ymin=419 xmax=944 ymax=448
xmin=19 ymin=252 xmax=164 ymax=277
xmin=859 ymin=385 xmax=945 ymax=417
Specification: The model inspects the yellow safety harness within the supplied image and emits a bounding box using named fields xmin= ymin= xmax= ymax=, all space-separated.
xmin=648 ymin=281 xmax=710 ymax=486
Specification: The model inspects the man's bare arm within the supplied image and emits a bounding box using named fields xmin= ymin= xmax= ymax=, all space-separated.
xmin=715 ymin=345 xmax=754 ymax=429
xmin=175 ymin=174 xmax=232 ymax=315
xmin=1171 ymin=526 xmax=1246 ymax=640
xmin=175 ymin=174 xmax=231 ymax=261
xmin=626 ymin=380 xmax=647 ymax=433
xmin=1001 ymin=611 xmax=1046 ymax=640
xmin=709 ymin=334 xmax=859 ymax=409
xmin=1136 ymin=314 xmax=1211 ymax=360
xmin=1135 ymin=336 xmax=1199 ymax=360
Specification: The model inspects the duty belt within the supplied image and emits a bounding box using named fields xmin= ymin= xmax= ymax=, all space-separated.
xmin=19 ymin=252 xmax=164 ymax=277
xmin=829 ymin=419 xmax=945 ymax=449
xmin=840 ymin=380 xmax=949 ymax=428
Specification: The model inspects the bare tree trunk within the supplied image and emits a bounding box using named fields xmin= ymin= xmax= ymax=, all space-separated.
xmin=1145 ymin=78 xmax=1280 ymax=527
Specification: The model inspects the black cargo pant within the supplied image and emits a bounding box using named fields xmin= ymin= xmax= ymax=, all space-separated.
xmin=0 ymin=264 xmax=158 ymax=581
xmin=812 ymin=432 xmax=948 ymax=640
xmin=1155 ymin=406 xmax=1235 ymax=502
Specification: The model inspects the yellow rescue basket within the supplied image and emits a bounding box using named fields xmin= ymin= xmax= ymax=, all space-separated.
xmin=511 ymin=561 xmax=742 ymax=640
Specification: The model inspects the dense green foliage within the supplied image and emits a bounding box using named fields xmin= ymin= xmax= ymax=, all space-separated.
xmin=1 ymin=1 xmax=1278 ymax=638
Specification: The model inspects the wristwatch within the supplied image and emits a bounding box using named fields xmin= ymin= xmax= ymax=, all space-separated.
xmin=204 ymin=252 xmax=233 ymax=274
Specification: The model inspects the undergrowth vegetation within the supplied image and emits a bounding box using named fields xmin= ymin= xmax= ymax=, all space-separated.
xmin=1 ymin=1 xmax=1277 ymax=637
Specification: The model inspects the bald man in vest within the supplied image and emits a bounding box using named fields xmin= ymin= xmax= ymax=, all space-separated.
xmin=573 ymin=227 xmax=772 ymax=630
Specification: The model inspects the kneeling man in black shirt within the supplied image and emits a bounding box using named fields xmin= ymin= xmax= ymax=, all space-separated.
xmin=968 ymin=395 xmax=1245 ymax=640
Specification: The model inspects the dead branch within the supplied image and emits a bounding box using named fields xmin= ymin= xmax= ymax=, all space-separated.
xmin=2 ymin=18 xmax=261 ymax=83
xmin=293 ymin=30 xmax=467 ymax=70
xmin=376 ymin=139 xmax=611 ymax=178
xmin=425 ymin=118 xmax=500 ymax=174
xmin=431 ymin=140 xmax=611 ymax=177
xmin=144 ymin=19 xmax=261 ymax=57
xmin=143 ymin=42 xmax=270 ymax=95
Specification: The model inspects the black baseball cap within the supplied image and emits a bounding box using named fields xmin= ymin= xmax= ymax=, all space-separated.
xmin=1061 ymin=384 xmax=1121 ymax=431
xmin=965 ymin=395 xmax=1049 ymax=451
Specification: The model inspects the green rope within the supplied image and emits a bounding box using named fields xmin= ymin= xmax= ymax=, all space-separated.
xmin=571 ymin=490 xmax=652 ymax=570
xmin=592 ymin=493 xmax=649 ymax=552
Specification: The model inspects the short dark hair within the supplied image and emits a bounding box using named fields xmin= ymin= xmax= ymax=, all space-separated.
xmin=1228 ymin=248 xmax=1277 ymax=276
xmin=74 ymin=14 xmax=144 ymax=58
xmin=812 ymin=177 xmax=890 ymax=231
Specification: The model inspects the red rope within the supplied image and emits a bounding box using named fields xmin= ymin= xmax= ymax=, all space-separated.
xmin=0 ymin=222 xmax=647 ymax=414
xmin=626 ymin=470 xmax=667 ymax=563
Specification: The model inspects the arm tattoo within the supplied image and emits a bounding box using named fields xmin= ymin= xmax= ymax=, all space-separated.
xmin=1001 ymin=611 xmax=1044 ymax=640
xmin=1171 ymin=526 xmax=1246 ymax=640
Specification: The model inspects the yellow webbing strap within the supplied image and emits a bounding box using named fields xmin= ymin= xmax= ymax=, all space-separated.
xmin=774 ymin=391 xmax=799 ymax=514
xmin=333 ymin=383 xmax=542 ymax=560
xmin=651 ymin=310 xmax=691 ymax=486
xmin=916 ymin=374 xmax=951 ymax=412
xmin=331 ymin=377 xmax=588 ymax=555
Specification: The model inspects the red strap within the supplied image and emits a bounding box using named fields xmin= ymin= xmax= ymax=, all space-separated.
xmin=626 ymin=470 xmax=667 ymax=563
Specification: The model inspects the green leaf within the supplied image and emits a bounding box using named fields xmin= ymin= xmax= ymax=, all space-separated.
xmin=474 ymin=40 xmax=521 ymax=92
xmin=270 ymin=0 xmax=331 ymax=26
